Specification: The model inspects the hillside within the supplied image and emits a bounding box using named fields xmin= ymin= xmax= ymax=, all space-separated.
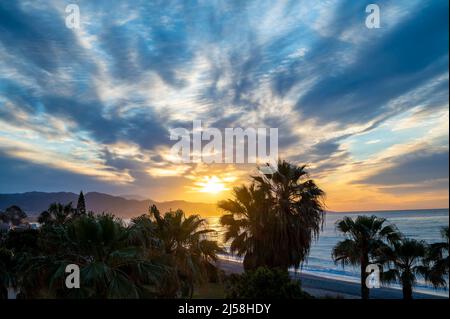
xmin=0 ymin=192 xmax=220 ymax=218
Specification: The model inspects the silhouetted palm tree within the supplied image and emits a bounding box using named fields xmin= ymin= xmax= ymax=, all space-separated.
xmin=332 ymin=215 xmax=401 ymax=299
xmin=377 ymin=238 xmax=428 ymax=299
xmin=148 ymin=205 xmax=223 ymax=298
xmin=219 ymin=185 xmax=274 ymax=270
xmin=425 ymin=226 xmax=449 ymax=288
xmin=37 ymin=203 xmax=76 ymax=225
xmin=219 ymin=161 xmax=325 ymax=271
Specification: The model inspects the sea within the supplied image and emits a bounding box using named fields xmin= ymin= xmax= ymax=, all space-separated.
xmin=206 ymin=209 xmax=449 ymax=297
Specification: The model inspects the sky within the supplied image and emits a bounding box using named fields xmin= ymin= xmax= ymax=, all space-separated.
xmin=0 ymin=0 xmax=448 ymax=211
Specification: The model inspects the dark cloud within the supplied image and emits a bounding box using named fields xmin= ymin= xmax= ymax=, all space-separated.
xmin=357 ymin=149 xmax=449 ymax=186
xmin=295 ymin=0 xmax=449 ymax=126
xmin=0 ymin=1 xmax=96 ymax=85
xmin=311 ymin=140 xmax=341 ymax=157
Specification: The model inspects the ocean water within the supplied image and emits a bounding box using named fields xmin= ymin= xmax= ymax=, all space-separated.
xmin=206 ymin=209 xmax=449 ymax=297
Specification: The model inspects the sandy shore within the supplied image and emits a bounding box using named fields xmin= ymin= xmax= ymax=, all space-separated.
xmin=218 ymin=259 xmax=448 ymax=299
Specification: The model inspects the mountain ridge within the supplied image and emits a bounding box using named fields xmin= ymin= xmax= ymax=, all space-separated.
xmin=0 ymin=191 xmax=220 ymax=218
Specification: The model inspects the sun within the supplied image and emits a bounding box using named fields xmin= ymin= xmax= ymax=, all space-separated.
xmin=197 ymin=176 xmax=228 ymax=194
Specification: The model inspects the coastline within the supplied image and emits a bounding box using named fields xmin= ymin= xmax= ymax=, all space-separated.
xmin=217 ymin=259 xmax=448 ymax=299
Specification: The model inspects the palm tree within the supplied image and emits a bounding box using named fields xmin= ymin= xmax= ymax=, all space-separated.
xmin=332 ymin=215 xmax=401 ymax=299
xmin=219 ymin=160 xmax=325 ymax=271
xmin=377 ymin=238 xmax=428 ymax=299
xmin=20 ymin=214 xmax=167 ymax=298
xmin=147 ymin=205 xmax=223 ymax=298
xmin=219 ymin=184 xmax=274 ymax=270
xmin=425 ymin=226 xmax=449 ymax=288
xmin=37 ymin=203 xmax=76 ymax=225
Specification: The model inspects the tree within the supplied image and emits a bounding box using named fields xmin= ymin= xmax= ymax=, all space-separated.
xmin=76 ymin=191 xmax=86 ymax=215
xmin=3 ymin=206 xmax=27 ymax=226
xmin=0 ymin=211 xmax=7 ymax=223
xmin=219 ymin=160 xmax=325 ymax=271
xmin=147 ymin=205 xmax=224 ymax=298
xmin=332 ymin=215 xmax=401 ymax=299
xmin=377 ymin=238 xmax=428 ymax=300
xmin=37 ymin=203 xmax=76 ymax=225
xmin=425 ymin=226 xmax=449 ymax=288
xmin=19 ymin=214 xmax=167 ymax=298
xmin=224 ymin=267 xmax=311 ymax=299
xmin=0 ymin=248 xmax=17 ymax=299
xmin=219 ymin=185 xmax=270 ymax=270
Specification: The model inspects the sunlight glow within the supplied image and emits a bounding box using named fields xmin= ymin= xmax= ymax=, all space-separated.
xmin=196 ymin=176 xmax=229 ymax=194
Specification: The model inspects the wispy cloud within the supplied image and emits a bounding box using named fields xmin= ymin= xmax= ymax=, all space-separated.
xmin=0 ymin=0 xmax=448 ymax=209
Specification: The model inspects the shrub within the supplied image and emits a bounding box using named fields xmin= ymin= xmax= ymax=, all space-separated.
xmin=224 ymin=267 xmax=312 ymax=299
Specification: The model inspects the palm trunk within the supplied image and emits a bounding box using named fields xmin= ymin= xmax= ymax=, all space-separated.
xmin=403 ymin=282 xmax=413 ymax=300
xmin=360 ymin=255 xmax=370 ymax=300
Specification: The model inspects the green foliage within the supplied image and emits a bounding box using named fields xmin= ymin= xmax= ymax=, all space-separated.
xmin=0 ymin=201 xmax=223 ymax=299
xmin=224 ymin=267 xmax=311 ymax=299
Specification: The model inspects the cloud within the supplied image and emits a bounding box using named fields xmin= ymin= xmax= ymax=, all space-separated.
xmin=294 ymin=0 xmax=449 ymax=127
xmin=0 ymin=151 xmax=125 ymax=194
xmin=356 ymin=149 xmax=449 ymax=186
xmin=0 ymin=0 xmax=448 ymax=208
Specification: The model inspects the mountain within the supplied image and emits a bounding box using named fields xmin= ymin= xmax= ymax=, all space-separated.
xmin=0 ymin=192 xmax=220 ymax=219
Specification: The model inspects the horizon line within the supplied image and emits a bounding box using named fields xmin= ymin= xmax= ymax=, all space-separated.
xmin=1 ymin=190 xmax=448 ymax=214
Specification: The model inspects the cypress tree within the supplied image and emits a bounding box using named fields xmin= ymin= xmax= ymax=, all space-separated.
xmin=77 ymin=191 xmax=86 ymax=215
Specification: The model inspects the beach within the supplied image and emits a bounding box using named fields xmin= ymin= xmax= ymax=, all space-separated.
xmin=208 ymin=209 xmax=449 ymax=298
xmin=218 ymin=259 xmax=447 ymax=299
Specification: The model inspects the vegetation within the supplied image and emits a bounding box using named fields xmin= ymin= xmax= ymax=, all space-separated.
xmin=0 ymin=194 xmax=223 ymax=299
xmin=0 ymin=206 xmax=27 ymax=226
xmin=333 ymin=216 xmax=449 ymax=299
xmin=135 ymin=205 xmax=224 ymax=298
xmin=332 ymin=215 xmax=401 ymax=299
xmin=376 ymin=238 xmax=428 ymax=299
xmin=425 ymin=226 xmax=449 ymax=288
xmin=76 ymin=191 xmax=86 ymax=215
xmin=219 ymin=160 xmax=325 ymax=271
xmin=224 ymin=267 xmax=311 ymax=299
xmin=37 ymin=202 xmax=81 ymax=225
xmin=1 ymin=165 xmax=448 ymax=300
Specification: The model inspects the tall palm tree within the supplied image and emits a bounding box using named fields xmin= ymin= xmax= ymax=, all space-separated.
xmin=147 ymin=205 xmax=223 ymax=298
xmin=219 ymin=160 xmax=325 ymax=270
xmin=332 ymin=215 xmax=401 ymax=299
xmin=425 ymin=226 xmax=449 ymax=288
xmin=377 ymin=238 xmax=428 ymax=299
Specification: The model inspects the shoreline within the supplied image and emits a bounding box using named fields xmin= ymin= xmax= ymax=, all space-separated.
xmin=218 ymin=259 xmax=448 ymax=299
